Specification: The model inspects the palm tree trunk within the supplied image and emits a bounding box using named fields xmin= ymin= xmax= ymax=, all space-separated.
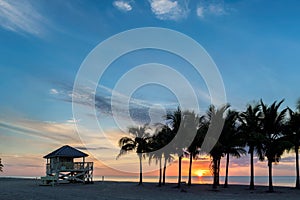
xmin=158 ymin=157 xmax=162 ymax=187
xmin=188 ymin=153 xmax=193 ymax=186
xmin=163 ymin=157 xmax=167 ymax=185
xmin=217 ymin=158 xmax=221 ymax=186
xmin=295 ymin=145 xmax=300 ymax=189
xmin=249 ymin=149 xmax=255 ymax=190
xmin=139 ymin=154 xmax=143 ymax=185
xmin=177 ymin=156 xmax=182 ymax=188
xmin=224 ymin=153 xmax=229 ymax=188
xmin=212 ymin=158 xmax=218 ymax=189
xmin=268 ymin=160 xmax=274 ymax=192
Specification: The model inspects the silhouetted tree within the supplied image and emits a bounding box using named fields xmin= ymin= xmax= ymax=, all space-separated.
xmin=207 ymin=104 xmax=230 ymax=189
xmin=260 ymin=100 xmax=289 ymax=192
xmin=239 ymin=104 xmax=265 ymax=190
xmin=221 ymin=110 xmax=246 ymax=188
xmin=165 ymin=108 xmax=198 ymax=188
xmin=185 ymin=115 xmax=208 ymax=186
xmin=148 ymin=125 xmax=174 ymax=186
xmin=162 ymin=152 xmax=173 ymax=185
xmin=186 ymin=139 xmax=201 ymax=185
xmin=148 ymin=137 xmax=163 ymax=186
xmin=148 ymin=125 xmax=174 ymax=185
xmin=160 ymin=126 xmax=175 ymax=185
xmin=162 ymin=127 xmax=175 ymax=185
xmin=0 ymin=158 xmax=3 ymax=172
xmin=117 ymin=124 xmax=151 ymax=185
xmin=183 ymin=112 xmax=200 ymax=186
xmin=165 ymin=107 xmax=183 ymax=188
xmin=285 ymin=100 xmax=300 ymax=189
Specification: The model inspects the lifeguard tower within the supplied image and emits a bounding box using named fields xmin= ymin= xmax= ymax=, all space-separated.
xmin=41 ymin=145 xmax=93 ymax=185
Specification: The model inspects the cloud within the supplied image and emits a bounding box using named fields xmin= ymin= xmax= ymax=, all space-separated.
xmin=279 ymin=155 xmax=295 ymax=163
xmin=52 ymin=82 xmax=176 ymax=125
xmin=5 ymin=163 xmax=42 ymax=168
xmin=0 ymin=116 xmax=111 ymax=156
xmin=196 ymin=0 xmax=230 ymax=19
xmin=149 ymin=0 xmax=189 ymax=21
xmin=75 ymin=146 xmax=111 ymax=151
xmin=0 ymin=0 xmax=47 ymax=37
xmin=49 ymin=88 xmax=58 ymax=95
xmin=0 ymin=119 xmax=81 ymax=144
xmin=113 ymin=0 xmax=133 ymax=12
xmin=208 ymin=3 xmax=226 ymax=16
xmin=196 ymin=6 xmax=204 ymax=18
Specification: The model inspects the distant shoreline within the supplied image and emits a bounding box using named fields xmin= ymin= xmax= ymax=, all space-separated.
xmin=0 ymin=175 xmax=297 ymax=187
xmin=0 ymin=176 xmax=296 ymax=188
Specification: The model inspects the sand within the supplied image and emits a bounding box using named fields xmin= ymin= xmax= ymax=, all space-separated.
xmin=1 ymin=178 xmax=300 ymax=200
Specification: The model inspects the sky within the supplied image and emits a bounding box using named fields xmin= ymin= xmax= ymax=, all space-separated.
xmin=0 ymin=0 xmax=300 ymax=180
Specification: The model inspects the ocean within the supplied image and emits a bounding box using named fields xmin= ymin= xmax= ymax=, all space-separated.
xmin=1 ymin=175 xmax=296 ymax=187
xmin=94 ymin=176 xmax=297 ymax=187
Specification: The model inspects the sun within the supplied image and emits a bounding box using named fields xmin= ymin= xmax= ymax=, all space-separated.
xmin=195 ymin=170 xmax=204 ymax=177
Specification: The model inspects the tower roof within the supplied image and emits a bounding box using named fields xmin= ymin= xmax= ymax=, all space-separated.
xmin=43 ymin=145 xmax=88 ymax=159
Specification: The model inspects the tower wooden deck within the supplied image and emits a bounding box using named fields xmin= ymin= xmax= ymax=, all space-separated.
xmin=41 ymin=145 xmax=93 ymax=185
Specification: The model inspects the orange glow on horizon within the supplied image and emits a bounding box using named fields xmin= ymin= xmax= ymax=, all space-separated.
xmin=196 ymin=170 xmax=203 ymax=177
xmin=195 ymin=169 xmax=209 ymax=177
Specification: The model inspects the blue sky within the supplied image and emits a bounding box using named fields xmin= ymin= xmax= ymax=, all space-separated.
xmin=0 ymin=0 xmax=300 ymax=177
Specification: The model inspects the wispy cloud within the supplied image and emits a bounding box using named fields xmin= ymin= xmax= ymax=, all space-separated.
xmin=196 ymin=6 xmax=204 ymax=18
xmin=0 ymin=0 xmax=47 ymax=37
xmin=0 ymin=116 xmax=111 ymax=155
xmin=149 ymin=0 xmax=189 ymax=21
xmin=113 ymin=0 xmax=133 ymax=12
xmin=75 ymin=146 xmax=111 ymax=151
xmin=51 ymin=82 xmax=177 ymax=125
xmin=0 ymin=119 xmax=81 ymax=144
xmin=49 ymin=88 xmax=58 ymax=95
xmin=196 ymin=0 xmax=231 ymax=19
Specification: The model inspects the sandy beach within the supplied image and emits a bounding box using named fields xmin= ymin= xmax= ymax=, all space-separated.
xmin=1 ymin=178 xmax=300 ymax=200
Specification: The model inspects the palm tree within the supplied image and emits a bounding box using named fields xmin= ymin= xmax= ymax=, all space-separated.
xmin=117 ymin=124 xmax=151 ymax=185
xmin=239 ymin=104 xmax=264 ymax=190
xmin=206 ymin=104 xmax=230 ymax=189
xmin=221 ymin=110 xmax=246 ymax=188
xmin=148 ymin=140 xmax=163 ymax=186
xmin=210 ymin=141 xmax=223 ymax=189
xmin=190 ymin=115 xmax=210 ymax=185
xmin=165 ymin=107 xmax=183 ymax=188
xmin=184 ymin=112 xmax=200 ymax=186
xmin=260 ymin=99 xmax=289 ymax=192
xmin=149 ymin=124 xmax=175 ymax=186
xmin=285 ymin=100 xmax=300 ymax=189
xmin=148 ymin=126 xmax=173 ymax=186
xmin=165 ymin=108 xmax=198 ymax=188
xmin=187 ymin=137 xmax=199 ymax=186
xmin=162 ymin=152 xmax=173 ymax=185
xmin=160 ymin=126 xmax=175 ymax=185
xmin=0 ymin=158 xmax=3 ymax=172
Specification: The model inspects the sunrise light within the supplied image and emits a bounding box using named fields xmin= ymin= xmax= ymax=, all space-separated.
xmin=195 ymin=170 xmax=208 ymax=177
